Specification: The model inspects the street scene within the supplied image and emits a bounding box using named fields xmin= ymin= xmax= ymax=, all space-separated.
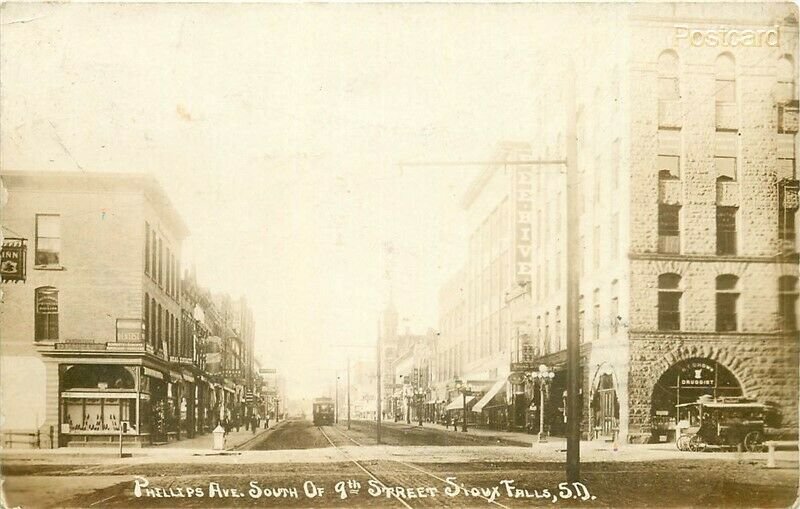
xmin=1 ymin=2 xmax=800 ymax=508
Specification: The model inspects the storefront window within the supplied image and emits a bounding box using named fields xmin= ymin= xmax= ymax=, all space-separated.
xmin=61 ymin=397 xmax=137 ymax=432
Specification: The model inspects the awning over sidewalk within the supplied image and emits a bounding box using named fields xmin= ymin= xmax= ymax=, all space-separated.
xmin=472 ymin=378 xmax=508 ymax=413
xmin=446 ymin=395 xmax=475 ymax=411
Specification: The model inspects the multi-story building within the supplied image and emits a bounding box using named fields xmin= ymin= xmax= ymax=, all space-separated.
xmin=0 ymin=171 xmax=189 ymax=446
xmin=525 ymin=3 xmax=799 ymax=443
xmin=431 ymin=269 xmax=466 ymax=417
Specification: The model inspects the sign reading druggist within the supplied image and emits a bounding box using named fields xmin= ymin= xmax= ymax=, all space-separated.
xmin=514 ymin=165 xmax=533 ymax=283
xmin=680 ymin=360 xmax=716 ymax=387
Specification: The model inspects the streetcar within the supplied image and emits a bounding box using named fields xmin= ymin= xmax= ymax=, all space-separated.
xmin=312 ymin=397 xmax=335 ymax=426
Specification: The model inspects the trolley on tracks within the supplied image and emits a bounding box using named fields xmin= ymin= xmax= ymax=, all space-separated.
xmin=312 ymin=397 xmax=335 ymax=426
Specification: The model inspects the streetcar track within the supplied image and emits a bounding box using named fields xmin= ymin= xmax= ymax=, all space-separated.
xmin=320 ymin=425 xmax=510 ymax=509
xmin=318 ymin=426 xmax=413 ymax=509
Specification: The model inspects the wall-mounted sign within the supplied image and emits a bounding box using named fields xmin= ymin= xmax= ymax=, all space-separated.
xmin=680 ymin=360 xmax=716 ymax=387
xmin=1 ymin=238 xmax=27 ymax=283
xmin=513 ymin=166 xmax=533 ymax=283
xmin=116 ymin=318 xmax=145 ymax=343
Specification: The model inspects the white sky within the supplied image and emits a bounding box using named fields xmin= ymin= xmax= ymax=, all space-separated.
xmin=0 ymin=3 xmax=575 ymax=400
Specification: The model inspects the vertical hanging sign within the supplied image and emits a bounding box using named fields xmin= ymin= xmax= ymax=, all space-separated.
xmin=513 ymin=166 xmax=533 ymax=283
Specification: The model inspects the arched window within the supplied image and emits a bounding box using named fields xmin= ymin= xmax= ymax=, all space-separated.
xmin=779 ymin=276 xmax=798 ymax=332
xmin=716 ymin=275 xmax=739 ymax=332
xmin=658 ymin=50 xmax=680 ymax=101
xmin=715 ymin=53 xmax=736 ymax=103
xmin=35 ymin=286 xmax=59 ymax=341
xmin=658 ymin=274 xmax=681 ymax=331
xmin=777 ymin=55 xmax=795 ymax=100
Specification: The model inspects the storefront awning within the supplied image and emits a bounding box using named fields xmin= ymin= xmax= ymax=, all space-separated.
xmin=446 ymin=395 xmax=475 ymax=411
xmin=472 ymin=379 xmax=508 ymax=413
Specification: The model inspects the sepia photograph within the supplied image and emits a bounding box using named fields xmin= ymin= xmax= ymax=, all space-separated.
xmin=0 ymin=1 xmax=798 ymax=507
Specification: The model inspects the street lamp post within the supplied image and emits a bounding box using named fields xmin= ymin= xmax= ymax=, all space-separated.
xmin=530 ymin=364 xmax=556 ymax=443
xmin=454 ymin=378 xmax=471 ymax=432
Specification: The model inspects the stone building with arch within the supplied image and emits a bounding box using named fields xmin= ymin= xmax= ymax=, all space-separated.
xmin=522 ymin=3 xmax=799 ymax=443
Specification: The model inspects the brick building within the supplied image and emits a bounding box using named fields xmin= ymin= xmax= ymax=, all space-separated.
xmin=524 ymin=4 xmax=799 ymax=442
xmin=0 ymin=171 xmax=259 ymax=447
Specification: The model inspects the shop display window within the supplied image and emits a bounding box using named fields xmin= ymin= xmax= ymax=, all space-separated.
xmin=61 ymin=397 xmax=138 ymax=433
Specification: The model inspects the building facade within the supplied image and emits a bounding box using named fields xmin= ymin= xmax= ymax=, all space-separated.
xmin=525 ymin=4 xmax=799 ymax=442
xmin=0 ymin=171 xmax=261 ymax=447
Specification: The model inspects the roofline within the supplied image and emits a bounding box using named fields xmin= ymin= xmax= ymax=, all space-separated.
xmin=0 ymin=170 xmax=190 ymax=239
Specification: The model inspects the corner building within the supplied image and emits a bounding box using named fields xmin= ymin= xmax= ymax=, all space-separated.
xmin=527 ymin=4 xmax=799 ymax=442
xmin=0 ymin=171 xmax=189 ymax=446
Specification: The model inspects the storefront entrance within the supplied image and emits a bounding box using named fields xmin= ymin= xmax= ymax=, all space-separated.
xmin=591 ymin=374 xmax=619 ymax=439
xmin=650 ymin=358 xmax=742 ymax=442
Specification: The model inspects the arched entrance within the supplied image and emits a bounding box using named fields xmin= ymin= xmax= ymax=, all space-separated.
xmin=591 ymin=373 xmax=619 ymax=439
xmin=650 ymin=358 xmax=742 ymax=441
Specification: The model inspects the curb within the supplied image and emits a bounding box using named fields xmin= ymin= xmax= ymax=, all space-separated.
xmin=230 ymin=421 xmax=286 ymax=451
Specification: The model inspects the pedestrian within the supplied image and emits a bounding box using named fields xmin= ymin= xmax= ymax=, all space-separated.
xmin=251 ymin=414 xmax=257 ymax=434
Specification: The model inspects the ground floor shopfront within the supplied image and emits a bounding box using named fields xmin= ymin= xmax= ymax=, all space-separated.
xmin=587 ymin=334 xmax=799 ymax=444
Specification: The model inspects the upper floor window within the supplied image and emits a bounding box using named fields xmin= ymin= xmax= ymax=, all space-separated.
xmin=35 ymin=214 xmax=60 ymax=266
xmin=145 ymin=223 xmax=151 ymax=276
xmin=592 ymin=289 xmax=601 ymax=341
xmin=658 ymin=50 xmax=680 ymax=101
xmin=716 ymin=206 xmax=738 ymax=255
xmin=554 ymin=306 xmax=562 ymax=351
xmin=715 ymin=53 xmax=736 ymax=103
xmin=715 ymin=130 xmax=738 ymax=181
xmin=716 ymin=274 xmax=739 ymax=332
xmin=35 ymin=286 xmax=59 ymax=341
xmin=777 ymin=55 xmax=796 ymax=101
xmin=779 ymin=204 xmax=797 ymax=254
xmin=777 ymin=133 xmax=796 ymax=181
xmin=658 ymin=204 xmax=681 ymax=254
xmin=578 ymin=295 xmax=585 ymax=343
xmin=658 ymin=128 xmax=681 ymax=180
xmin=544 ymin=312 xmax=550 ymax=355
xmin=610 ymin=279 xmax=619 ymax=334
xmin=658 ymin=273 xmax=681 ymax=331
xmin=779 ymin=276 xmax=798 ymax=332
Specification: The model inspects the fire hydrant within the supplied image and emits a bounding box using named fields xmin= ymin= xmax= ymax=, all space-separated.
xmin=212 ymin=425 xmax=226 ymax=451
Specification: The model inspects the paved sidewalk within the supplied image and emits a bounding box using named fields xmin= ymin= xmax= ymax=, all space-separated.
xmin=164 ymin=422 xmax=276 ymax=450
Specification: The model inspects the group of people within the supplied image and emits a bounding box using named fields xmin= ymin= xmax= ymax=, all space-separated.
xmin=219 ymin=413 xmax=271 ymax=435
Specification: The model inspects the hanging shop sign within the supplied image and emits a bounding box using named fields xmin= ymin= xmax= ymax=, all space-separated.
xmin=1 ymin=238 xmax=27 ymax=283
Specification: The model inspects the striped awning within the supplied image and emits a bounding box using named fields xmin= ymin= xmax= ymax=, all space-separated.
xmin=472 ymin=379 xmax=508 ymax=413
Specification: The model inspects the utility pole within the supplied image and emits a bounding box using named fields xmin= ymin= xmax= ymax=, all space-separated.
xmin=565 ymin=60 xmax=581 ymax=483
xmin=347 ymin=357 xmax=351 ymax=430
xmin=376 ymin=320 xmax=382 ymax=444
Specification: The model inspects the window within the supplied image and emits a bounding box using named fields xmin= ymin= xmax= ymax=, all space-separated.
xmin=779 ymin=276 xmax=798 ymax=331
xmin=715 ymin=131 xmax=738 ymax=181
xmin=658 ymin=129 xmax=681 ymax=180
xmin=610 ymin=213 xmax=619 ymax=260
xmin=544 ymin=312 xmax=550 ymax=354
xmin=715 ymin=53 xmax=736 ymax=103
xmin=777 ymin=55 xmax=795 ymax=101
xmin=157 ymin=303 xmax=163 ymax=351
xmin=578 ymin=295 xmax=585 ymax=343
xmin=777 ymin=133 xmax=796 ymax=181
xmin=716 ymin=206 xmax=738 ymax=255
xmin=145 ymin=223 xmax=151 ymax=275
xmin=150 ymin=230 xmax=157 ymax=280
xmin=658 ymin=204 xmax=681 ymax=253
xmin=150 ymin=297 xmax=156 ymax=348
xmin=166 ymin=248 xmax=171 ymax=296
xmin=593 ymin=289 xmax=600 ymax=341
xmin=658 ymin=274 xmax=681 ymax=331
xmin=610 ymin=280 xmax=619 ymax=334
xmin=157 ymin=237 xmax=163 ymax=287
xmin=555 ymin=307 xmax=562 ymax=351
xmin=144 ymin=295 xmax=150 ymax=344
xmin=35 ymin=214 xmax=61 ymax=266
xmin=658 ymin=50 xmax=680 ymax=101
xmin=716 ymin=275 xmax=739 ymax=332
xmin=779 ymin=205 xmax=797 ymax=253
xmin=35 ymin=286 xmax=59 ymax=340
